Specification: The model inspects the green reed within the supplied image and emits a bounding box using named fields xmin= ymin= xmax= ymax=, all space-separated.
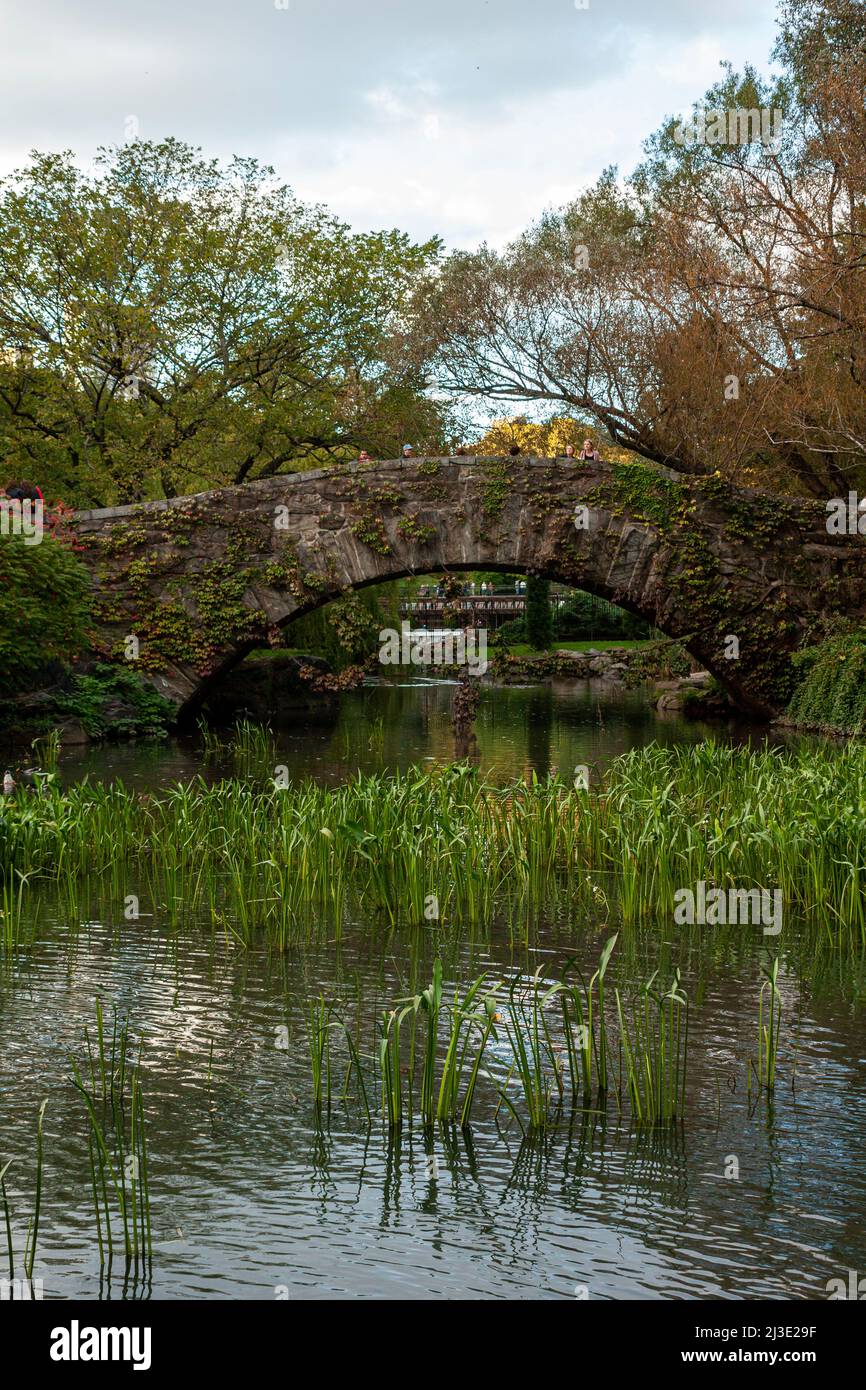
xmin=0 ymin=871 xmax=34 ymax=949
xmin=405 ymin=961 xmax=503 ymax=1127
xmin=340 ymin=942 xmax=691 ymax=1134
xmin=70 ymin=1001 xmax=152 ymax=1272
xmin=30 ymin=728 xmax=60 ymax=774
xmin=615 ymin=971 xmax=689 ymax=1125
xmin=0 ymin=1098 xmax=48 ymax=1282
xmin=197 ymin=719 xmax=225 ymax=758
xmin=231 ymin=718 xmax=277 ymax=770
xmin=497 ymin=971 xmax=564 ymax=1131
xmin=752 ymin=956 xmax=783 ymax=1095
xmin=4 ymin=744 xmax=866 ymax=949
xmin=304 ymin=996 xmax=370 ymax=1125
xmin=557 ymin=933 xmax=618 ymax=1099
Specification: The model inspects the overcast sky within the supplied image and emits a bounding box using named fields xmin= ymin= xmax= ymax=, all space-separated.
xmin=0 ymin=0 xmax=779 ymax=249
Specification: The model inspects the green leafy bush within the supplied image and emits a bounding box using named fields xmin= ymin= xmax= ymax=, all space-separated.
xmin=0 ymin=533 xmax=91 ymax=693
xmin=786 ymin=629 xmax=866 ymax=733
xmin=492 ymin=616 xmax=526 ymax=645
xmin=55 ymin=663 xmax=175 ymax=738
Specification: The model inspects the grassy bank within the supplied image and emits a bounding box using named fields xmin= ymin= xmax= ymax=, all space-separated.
xmin=502 ymin=640 xmax=651 ymax=656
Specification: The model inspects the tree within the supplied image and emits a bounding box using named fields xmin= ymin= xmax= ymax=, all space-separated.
xmin=472 ymin=414 xmax=633 ymax=459
xmin=525 ymin=576 xmax=553 ymax=650
xmin=410 ymin=1 xmax=866 ymax=497
xmin=0 ymin=140 xmax=446 ymax=507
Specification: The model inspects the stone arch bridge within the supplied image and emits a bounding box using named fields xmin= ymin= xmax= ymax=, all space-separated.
xmin=72 ymin=456 xmax=866 ymax=721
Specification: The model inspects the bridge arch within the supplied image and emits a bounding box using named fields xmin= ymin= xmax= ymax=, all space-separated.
xmin=73 ymin=457 xmax=866 ymax=720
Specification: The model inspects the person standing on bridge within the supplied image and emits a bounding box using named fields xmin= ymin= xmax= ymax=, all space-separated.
xmin=402 ymin=443 xmax=415 ymax=459
xmin=579 ymin=439 xmax=601 ymax=463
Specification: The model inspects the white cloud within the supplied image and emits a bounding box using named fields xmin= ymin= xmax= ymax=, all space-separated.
xmin=0 ymin=1 xmax=780 ymax=248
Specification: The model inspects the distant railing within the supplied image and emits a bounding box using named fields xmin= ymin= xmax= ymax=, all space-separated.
xmin=398 ymin=590 xmax=627 ymax=630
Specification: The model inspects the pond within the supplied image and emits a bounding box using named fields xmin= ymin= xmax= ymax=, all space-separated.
xmin=59 ymin=675 xmax=811 ymax=791
xmin=1 ymin=679 xmax=863 ymax=1301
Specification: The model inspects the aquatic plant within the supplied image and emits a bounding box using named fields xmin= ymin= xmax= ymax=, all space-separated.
xmin=0 ymin=871 xmax=35 ymax=949
xmin=324 ymin=940 xmax=694 ymax=1133
xmin=70 ymin=1002 xmax=152 ymax=1272
xmin=558 ymin=932 xmax=618 ymax=1098
xmin=30 ymin=728 xmax=60 ymax=774
xmin=306 ymin=995 xmax=369 ymax=1123
xmin=0 ymin=1098 xmax=48 ymax=1282
xmin=3 ymin=744 xmax=866 ymax=950
xmin=752 ymin=956 xmax=783 ymax=1096
xmin=231 ymin=718 xmax=277 ymax=770
xmin=615 ymin=970 xmax=689 ymax=1124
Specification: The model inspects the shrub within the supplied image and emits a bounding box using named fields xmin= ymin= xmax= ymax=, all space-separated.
xmin=786 ymin=628 xmax=866 ymax=733
xmin=55 ymin=663 xmax=176 ymax=738
xmin=492 ymin=616 xmax=526 ymax=645
xmin=0 ymin=532 xmax=91 ymax=694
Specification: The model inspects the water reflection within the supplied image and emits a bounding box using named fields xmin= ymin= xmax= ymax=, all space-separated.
xmin=1 ymin=907 xmax=864 ymax=1300
xmin=0 ymin=682 xmax=856 ymax=1300
xmin=59 ymin=678 xmax=823 ymax=792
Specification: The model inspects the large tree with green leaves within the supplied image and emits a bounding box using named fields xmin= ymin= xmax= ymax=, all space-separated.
xmin=0 ymin=139 xmax=447 ymax=506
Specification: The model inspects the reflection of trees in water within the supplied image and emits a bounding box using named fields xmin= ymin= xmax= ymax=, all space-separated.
xmin=453 ymin=731 xmax=480 ymax=765
xmin=307 ymin=679 xmax=817 ymax=786
xmin=526 ymin=687 xmax=553 ymax=778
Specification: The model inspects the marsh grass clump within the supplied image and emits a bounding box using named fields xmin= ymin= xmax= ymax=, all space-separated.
xmin=0 ymin=871 xmax=36 ymax=949
xmin=307 ymin=995 xmax=369 ymax=1123
xmin=0 ymin=1098 xmax=47 ymax=1283
xmin=615 ymin=971 xmax=689 ymax=1125
xmin=70 ymin=1001 xmax=152 ymax=1275
xmin=750 ymin=956 xmax=783 ymax=1098
xmin=557 ymin=933 xmax=618 ymax=1098
xmin=2 ymin=744 xmax=866 ymax=950
xmin=329 ymin=941 xmax=696 ymax=1134
xmin=230 ymin=718 xmax=277 ymax=771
